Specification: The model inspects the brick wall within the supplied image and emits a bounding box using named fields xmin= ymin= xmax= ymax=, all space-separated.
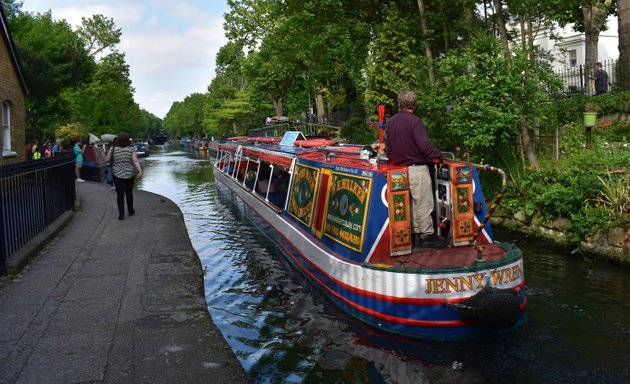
xmin=0 ymin=29 xmax=26 ymax=165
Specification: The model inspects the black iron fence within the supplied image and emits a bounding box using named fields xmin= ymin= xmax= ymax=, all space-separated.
xmin=554 ymin=59 xmax=618 ymax=95
xmin=0 ymin=152 xmax=76 ymax=273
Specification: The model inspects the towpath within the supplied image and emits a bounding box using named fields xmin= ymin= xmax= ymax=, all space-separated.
xmin=0 ymin=181 xmax=249 ymax=384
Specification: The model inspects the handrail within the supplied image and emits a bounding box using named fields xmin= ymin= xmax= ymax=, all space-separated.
xmin=319 ymin=145 xmax=375 ymax=165
xmin=468 ymin=163 xmax=507 ymax=248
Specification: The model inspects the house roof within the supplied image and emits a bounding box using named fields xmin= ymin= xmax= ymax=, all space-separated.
xmin=0 ymin=4 xmax=28 ymax=95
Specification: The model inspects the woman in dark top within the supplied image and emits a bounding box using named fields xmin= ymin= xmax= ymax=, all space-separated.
xmin=105 ymin=133 xmax=143 ymax=220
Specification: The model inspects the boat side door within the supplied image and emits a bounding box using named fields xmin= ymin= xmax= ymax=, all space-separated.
xmin=312 ymin=168 xmax=332 ymax=238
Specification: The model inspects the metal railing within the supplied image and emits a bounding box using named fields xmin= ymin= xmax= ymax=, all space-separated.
xmin=554 ymin=59 xmax=618 ymax=95
xmin=1 ymin=152 xmax=76 ymax=273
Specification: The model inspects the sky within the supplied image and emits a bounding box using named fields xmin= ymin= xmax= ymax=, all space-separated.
xmin=21 ymin=0 xmax=230 ymax=119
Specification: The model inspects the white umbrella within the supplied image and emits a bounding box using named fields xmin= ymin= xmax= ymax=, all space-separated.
xmin=101 ymin=133 xmax=117 ymax=142
xmin=88 ymin=133 xmax=100 ymax=144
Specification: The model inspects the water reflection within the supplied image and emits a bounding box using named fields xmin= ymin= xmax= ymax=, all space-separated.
xmin=138 ymin=145 xmax=630 ymax=383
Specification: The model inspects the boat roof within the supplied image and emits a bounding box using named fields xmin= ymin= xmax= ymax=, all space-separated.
xmin=219 ymin=139 xmax=378 ymax=171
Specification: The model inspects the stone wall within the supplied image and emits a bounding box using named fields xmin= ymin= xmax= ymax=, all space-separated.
xmin=491 ymin=210 xmax=630 ymax=266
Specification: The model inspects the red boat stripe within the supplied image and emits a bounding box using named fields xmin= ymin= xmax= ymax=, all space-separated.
xmin=277 ymin=241 xmax=475 ymax=327
xmin=219 ymin=172 xmax=526 ymax=327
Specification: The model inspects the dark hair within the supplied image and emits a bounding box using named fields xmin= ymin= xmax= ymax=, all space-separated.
xmin=117 ymin=132 xmax=131 ymax=147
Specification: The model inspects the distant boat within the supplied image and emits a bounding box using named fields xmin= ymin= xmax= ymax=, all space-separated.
xmin=153 ymin=130 xmax=167 ymax=145
xmin=81 ymin=145 xmax=107 ymax=182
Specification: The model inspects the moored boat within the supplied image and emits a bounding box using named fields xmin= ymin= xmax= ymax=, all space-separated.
xmin=152 ymin=130 xmax=167 ymax=145
xmin=213 ymin=131 xmax=526 ymax=340
xmin=81 ymin=144 xmax=107 ymax=182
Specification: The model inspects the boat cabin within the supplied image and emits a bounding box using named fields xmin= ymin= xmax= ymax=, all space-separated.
xmin=215 ymin=134 xmax=504 ymax=266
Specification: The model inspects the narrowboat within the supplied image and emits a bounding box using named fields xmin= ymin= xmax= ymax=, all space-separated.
xmin=152 ymin=130 xmax=167 ymax=145
xmin=213 ymin=131 xmax=526 ymax=340
xmin=81 ymin=144 xmax=107 ymax=182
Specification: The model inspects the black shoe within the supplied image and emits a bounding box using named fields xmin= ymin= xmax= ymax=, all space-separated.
xmin=421 ymin=234 xmax=447 ymax=249
xmin=412 ymin=233 xmax=423 ymax=247
xmin=118 ymin=215 xmax=124 ymax=220
xmin=128 ymin=209 xmax=135 ymax=216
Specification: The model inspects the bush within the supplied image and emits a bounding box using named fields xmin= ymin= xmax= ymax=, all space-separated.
xmin=55 ymin=123 xmax=86 ymax=147
xmin=339 ymin=117 xmax=378 ymax=144
xmin=567 ymin=205 xmax=612 ymax=244
xmin=504 ymin=167 xmax=602 ymax=220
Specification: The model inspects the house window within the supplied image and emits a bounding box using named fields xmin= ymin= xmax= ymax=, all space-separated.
xmin=568 ymin=50 xmax=577 ymax=67
xmin=2 ymin=101 xmax=15 ymax=157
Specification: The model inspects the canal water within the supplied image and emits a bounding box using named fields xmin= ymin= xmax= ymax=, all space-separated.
xmin=138 ymin=146 xmax=630 ymax=384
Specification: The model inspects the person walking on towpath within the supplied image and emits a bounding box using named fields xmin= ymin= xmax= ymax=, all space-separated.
xmin=106 ymin=132 xmax=143 ymax=220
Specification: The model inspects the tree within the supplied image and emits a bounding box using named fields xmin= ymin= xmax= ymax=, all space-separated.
xmin=63 ymin=52 xmax=143 ymax=137
xmin=207 ymin=91 xmax=256 ymax=136
xmin=76 ymin=14 xmax=122 ymax=58
xmin=619 ymin=0 xmax=630 ymax=90
xmin=163 ymin=93 xmax=207 ymax=139
xmin=493 ymin=0 xmax=512 ymax=63
xmin=1 ymin=0 xmax=23 ymax=18
xmin=581 ymin=0 xmax=615 ymax=79
xmin=551 ymin=0 xmax=616 ymax=83
xmin=416 ymin=0 xmax=435 ymax=84
xmin=8 ymin=11 xmax=95 ymax=141
xmin=364 ymin=6 xmax=427 ymax=112
xmin=426 ymin=33 xmax=562 ymax=171
xmin=8 ymin=8 xmax=155 ymax=141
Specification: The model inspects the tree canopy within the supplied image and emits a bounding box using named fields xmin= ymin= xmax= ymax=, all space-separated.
xmin=186 ymin=0 xmax=623 ymax=171
xmin=3 ymin=0 xmax=160 ymax=145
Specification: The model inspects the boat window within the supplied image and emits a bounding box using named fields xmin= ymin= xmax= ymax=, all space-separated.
xmin=255 ymin=162 xmax=289 ymax=208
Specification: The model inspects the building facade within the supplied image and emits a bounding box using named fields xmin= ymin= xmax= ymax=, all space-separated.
xmin=0 ymin=5 xmax=27 ymax=164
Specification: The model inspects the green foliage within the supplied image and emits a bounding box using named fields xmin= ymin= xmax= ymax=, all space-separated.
xmin=76 ymin=14 xmax=121 ymax=57
xmin=207 ymin=91 xmax=257 ymax=137
xmin=338 ymin=117 xmax=377 ymax=144
xmin=549 ymin=133 xmax=630 ymax=169
xmin=55 ymin=122 xmax=85 ymax=147
xmin=567 ymin=205 xmax=612 ymax=244
xmin=592 ymin=173 xmax=630 ymax=221
xmin=10 ymin=11 xmax=95 ymax=139
xmin=8 ymin=8 xmax=159 ymax=142
xmin=421 ymin=33 xmax=562 ymax=167
xmin=504 ymin=167 xmax=602 ymax=220
xmin=363 ymin=6 xmax=427 ymax=111
xmin=549 ymin=92 xmax=630 ymax=129
xmin=62 ymin=52 xmax=145 ymax=138
xmin=163 ymin=93 xmax=208 ymax=139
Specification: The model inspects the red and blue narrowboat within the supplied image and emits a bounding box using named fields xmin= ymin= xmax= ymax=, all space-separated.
xmin=213 ymin=131 xmax=526 ymax=340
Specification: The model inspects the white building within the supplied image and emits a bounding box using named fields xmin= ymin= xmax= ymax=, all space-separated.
xmin=532 ymin=16 xmax=619 ymax=93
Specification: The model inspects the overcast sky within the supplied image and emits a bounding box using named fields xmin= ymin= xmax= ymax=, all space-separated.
xmin=21 ymin=0 xmax=230 ymax=119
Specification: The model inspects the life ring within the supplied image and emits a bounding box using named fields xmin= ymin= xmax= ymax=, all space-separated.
xmin=248 ymin=137 xmax=281 ymax=143
xmin=294 ymin=139 xmax=337 ymax=148
xmin=227 ymin=136 xmax=248 ymax=141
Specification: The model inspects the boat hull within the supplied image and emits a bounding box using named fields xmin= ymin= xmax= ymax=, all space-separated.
xmin=215 ymin=170 xmax=526 ymax=340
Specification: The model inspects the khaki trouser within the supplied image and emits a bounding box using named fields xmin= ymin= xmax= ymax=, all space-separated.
xmin=408 ymin=165 xmax=434 ymax=236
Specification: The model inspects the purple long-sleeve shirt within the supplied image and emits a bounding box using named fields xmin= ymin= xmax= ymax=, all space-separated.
xmin=385 ymin=110 xmax=442 ymax=165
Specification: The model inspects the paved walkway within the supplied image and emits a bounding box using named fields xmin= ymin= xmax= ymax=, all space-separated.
xmin=0 ymin=181 xmax=249 ymax=384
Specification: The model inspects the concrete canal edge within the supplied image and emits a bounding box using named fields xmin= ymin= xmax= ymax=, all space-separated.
xmin=492 ymin=210 xmax=630 ymax=266
xmin=0 ymin=184 xmax=250 ymax=383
